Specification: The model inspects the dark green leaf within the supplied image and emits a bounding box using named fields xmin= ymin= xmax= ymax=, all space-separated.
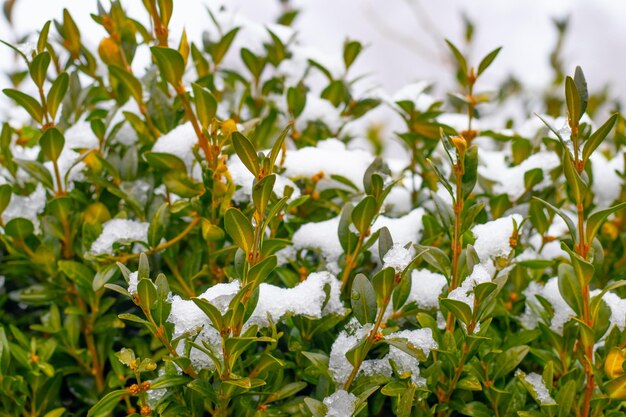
xmin=582 ymin=113 xmax=618 ymax=165
xmin=232 ymin=131 xmax=259 ymax=177
xmin=47 ymin=72 xmax=69 ymax=120
xmin=192 ymin=82 xmax=217 ymax=129
xmin=29 ymin=52 xmax=51 ymax=87
xmin=40 ymin=127 xmax=65 ymax=161
xmin=150 ymin=46 xmax=185 ymax=85
xmin=351 ymin=195 xmax=377 ymax=235
xmin=477 ymin=46 xmax=501 ymax=76
xmin=351 ymin=273 xmax=377 ymax=325
xmin=224 ymin=208 xmax=254 ymax=254
xmin=3 ymin=89 xmax=43 ymax=123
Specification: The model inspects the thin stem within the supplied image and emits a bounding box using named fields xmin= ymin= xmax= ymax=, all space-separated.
xmin=446 ymin=162 xmax=464 ymax=332
xmin=343 ymin=294 xmax=391 ymax=390
xmin=51 ymin=159 xmax=65 ymax=196
xmin=113 ymin=216 xmax=200 ymax=263
xmin=340 ymin=233 xmax=366 ymax=291
xmin=175 ymin=84 xmax=213 ymax=165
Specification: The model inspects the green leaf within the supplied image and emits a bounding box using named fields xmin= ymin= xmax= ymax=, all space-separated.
xmin=144 ymin=151 xmax=187 ymax=172
xmin=565 ymin=76 xmax=582 ymax=126
xmin=58 ymin=260 xmax=94 ymax=290
xmin=240 ymin=48 xmax=265 ymax=79
xmin=351 ymin=195 xmax=377 ymax=235
xmin=252 ymin=174 xmax=276 ymax=215
xmin=0 ymin=184 xmax=12 ymax=215
xmin=524 ymin=168 xmax=543 ymax=190
xmin=462 ymin=145 xmax=478 ymax=198
xmin=378 ymin=226 xmax=393 ymax=262
xmin=531 ymin=197 xmax=577 ymax=243
xmin=47 ymin=72 xmax=69 ymax=120
xmin=582 ymin=113 xmax=618 ymax=166
xmin=561 ymin=146 xmax=586 ymax=203
xmin=557 ymin=263 xmax=583 ymax=315
xmin=606 ymin=373 xmax=626 ymax=400
xmin=440 ymin=298 xmax=472 ymax=326
xmin=62 ymin=9 xmax=81 ymax=56
xmin=268 ymin=124 xmax=291 ymax=170
xmin=4 ymin=218 xmax=34 ymax=240
xmin=445 ymin=39 xmax=467 ymax=80
xmin=556 ymin=380 xmax=576 ymax=417
xmin=162 ymin=171 xmax=204 ymax=197
xmin=493 ymin=345 xmax=529 ymax=379
xmin=36 ymin=20 xmax=51 ymax=50
xmin=372 ymin=266 xmax=395 ymax=307
xmin=266 ymin=381 xmax=308 ymax=403
xmin=232 ymin=132 xmax=259 ymax=177
xmin=287 ymin=84 xmax=306 ymax=118
xmin=150 ymin=46 xmax=185 ymax=86
xmin=40 ymin=127 xmax=65 ymax=161
xmin=343 ymin=40 xmax=362 ymax=69
xmin=191 ymin=83 xmax=217 ymax=129
xmin=148 ymin=203 xmax=170 ymax=247
xmin=574 ymin=66 xmax=588 ymax=116
xmin=477 ymin=46 xmax=501 ymax=76
xmin=351 ymin=273 xmax=377 ymax=325
xmin=224 ymin=208 xmax=254 ymax=254
xmin=86 ymin=389 xmax=125 ymax=417
xmin=109 ymin=65 xmax=143 ymax=104
xmin=561 ymin=243 xmax=594 ymax=287
xmin=138 ymin=252 xmax=150 ymax=279
xmin=338 ymin=203 xmax=355 ymax=252
xmin=247 ymin=255 xmax=277 ymax=287
xmin=14 ymin=159 xmax=54 ymax=190
xmin=210 ymin=27 xmax=239 ymax=67
xmin=137 ymin=278 xmax=157 ymax=311
xmin=414 ymin=244 xmax=451 ymax=278
xmin=29 ymin=52 xmax=51 ymax=87
xmin=150 ymin=374 xmax=190 ymax=389
xmin=3 ymin=89 xmax=43 ymax=123
xmin=192 ymin=297 xmax=223 ymax=331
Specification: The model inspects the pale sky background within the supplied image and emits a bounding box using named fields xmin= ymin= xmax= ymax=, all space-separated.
xmin=1 ymin=0 xmax=626 ymax=112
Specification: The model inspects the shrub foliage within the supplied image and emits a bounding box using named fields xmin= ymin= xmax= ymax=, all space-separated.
xmin=0 ymin=2 xmax=625 ymax=417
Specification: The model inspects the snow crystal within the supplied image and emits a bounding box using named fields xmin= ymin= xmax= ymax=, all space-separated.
xmin=247 ymin=271 xmax=346 ymax=328
xmin=590 ymin=152 xmax=623 ymax=207
xmin=167 ymin=280 xmax=241 ymax=370
xmin=282 ymin=139 xmax=374 ymax=190
xmin=407 ymin=269 xmax=448 ymax=310
xmin=472 ymin=214 xmax=522 ymax=266
xmin=390 ymin=81 xmax=436 ymax=112
xmin=127 ymin=271 xmax=138 ymax=295
xmin=64 ymin=121 xmax=99 ymax=150
xmin=329 ymin=318 xmax=373 ymax=385
xmin=1 ymin=184 xmax=46 ymax=229
xmin=290 ymin=216 xmax=343 ymax=273
xmin=383 ymin=243 xmax=413 ymax=272
xmin=519 ymin=371 xmax=556 ymax=405
xmin=323 ymin=390 xmax=358 ymax=417
xmin=296 ymin=94 xmax=343 ymax=132
xmin=448 ymin=264 xmax=492 ymax=310
xmin=90 ymin=219 xmax=149 ymax=255
xmin=387 ymin=328 xmax=438 ymax=385
xmin=520 ymin=277 xmax=574 ymax=334
xmin=600 ymin=292 xmax=626 ymax=331
xmin=152 ymin=122 xmax=197 ymax=170
xmin=328 ymin=319 xmax=436 ymax=386
xmin=371 ymin=208 xmax=425 ymax=259
xmin=479 ymin=150 xmax=560 ymax=199
xmin=289 ymin=208 xmax=425 ymax=273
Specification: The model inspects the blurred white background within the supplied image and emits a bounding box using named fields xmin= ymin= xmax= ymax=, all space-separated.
xmin=1 ymin=0 xmax=625 ymax=109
